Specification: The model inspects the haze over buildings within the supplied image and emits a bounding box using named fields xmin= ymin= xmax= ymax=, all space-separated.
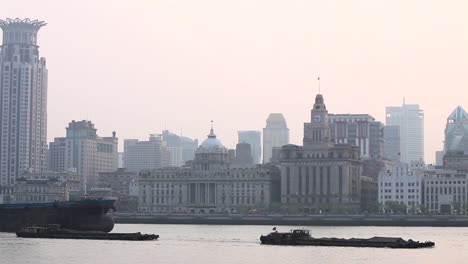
xmin=238 ymin=130 xmax=261 ymax=164
xmin=1 ymin=1 xmax=466 ymax=164
xmin=123 ymin=135 xmax=171 ymax=173
xmin=263 ymin=113 xmax=289 ymax=163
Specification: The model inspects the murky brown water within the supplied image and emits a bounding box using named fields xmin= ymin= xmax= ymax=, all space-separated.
xmin=1 ymin=224 xmax=467 ymax=264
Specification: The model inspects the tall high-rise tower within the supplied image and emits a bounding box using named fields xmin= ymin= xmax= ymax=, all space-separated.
xmin=263 ymin=113 xmax=289 ymax=163
xmin=0 ymin=18 xmax=48 ymax=186
xmin=386 ymin=103 xmax=424 ymax=163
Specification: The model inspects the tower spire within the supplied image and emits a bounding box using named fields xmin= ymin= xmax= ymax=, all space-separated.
xmin=318 ymin=76 xmax=321 ymax=94
xmin=208 ymin=120 xmax=216 ymax=138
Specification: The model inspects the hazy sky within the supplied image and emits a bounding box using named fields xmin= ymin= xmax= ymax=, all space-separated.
xmin=2 ymin=0 xmax=467 ymax=163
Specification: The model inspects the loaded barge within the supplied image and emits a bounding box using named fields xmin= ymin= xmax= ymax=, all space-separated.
xmin=260 ymin=229 xmax=435 ymax=248
xmin=16 ymin=225 xmax=159 ymax=241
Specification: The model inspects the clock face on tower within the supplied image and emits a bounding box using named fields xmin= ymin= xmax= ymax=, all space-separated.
xmin=313 ymin=114 xmax=322 ymax=123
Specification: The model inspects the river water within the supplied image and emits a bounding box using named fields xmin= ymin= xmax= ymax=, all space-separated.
xmin=1 ymin=224 xmax=468 ymax=264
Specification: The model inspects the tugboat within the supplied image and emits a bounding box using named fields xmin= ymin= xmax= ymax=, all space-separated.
xmin=260 ymin=228 xmax=435 ymax=248
xmin=16 ymin=225 xmax=159 ymax=241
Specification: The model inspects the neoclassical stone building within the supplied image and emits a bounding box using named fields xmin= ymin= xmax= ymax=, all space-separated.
xmin=138 ymin=126 xmax=280 ymax=213
xmin=280 ymin=94 xmax=362 ymax=210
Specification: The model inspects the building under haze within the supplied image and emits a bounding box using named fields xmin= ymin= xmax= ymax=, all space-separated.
xmin=444 ymin=106 xmax=468 ymax=153
xmin=48 ymin=120 xmax=118 ymax=193
xmin=181 ymin=136 xmax=198 ymax=164
xmin=280 ymin=94 xmax=362 ymax=210
xmin=0 ymin=18 xmax=48 ymax=187
xmin=138 ymin=126 xmax=280 ymax=213
xmin=263 ymin=113 xmax=289 ymax=164
xmin=384 ymin=126 xmax=401 ymax=162
xmin=328 ymin=114 xmax=384 ymax=159
xmin=238 ymin=131 xmax=261 ymax=164
xmin=231 ymin=143 xmax=254 ymax=166
xmin=442 ymin=106 xmax=468 ymax=171
xmin=162 ymin=130 xmax=183 ymax=167
xmin=124 ymin=135 xmax=171 ymax=173
xmin=386 ymin=103 xmax=424 ymax=163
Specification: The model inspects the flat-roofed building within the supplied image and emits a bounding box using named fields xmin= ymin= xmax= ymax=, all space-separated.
xmin=49 ymin=120 xmax=118 ymax=193
xmin=124 ymin=135 xmax=170 ymax=173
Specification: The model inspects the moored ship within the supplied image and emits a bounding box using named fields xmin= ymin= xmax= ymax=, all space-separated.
xmin=0 ymin=199 xmax=116 ymax=232
xmin=260 ymin=229 xmax=435 ymax=248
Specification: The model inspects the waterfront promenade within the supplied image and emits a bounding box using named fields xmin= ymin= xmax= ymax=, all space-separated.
xmin=113 ymin=213 xmax=468 ymax=227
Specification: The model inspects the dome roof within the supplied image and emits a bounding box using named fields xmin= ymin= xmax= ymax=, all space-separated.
xmin=200 ymin=137 xmax=224 ymax=149
xmin=266 ymin=113 xmax=286 ymax=124
xmin=200 ymin=124 xmax=225 ymax=151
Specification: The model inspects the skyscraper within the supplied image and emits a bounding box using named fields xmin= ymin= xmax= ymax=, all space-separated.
xmin=238 ymin=130 xmax=261 ymax=164
xmin=444 ymin=106 xmax=468 ymax=152
xmin=263 ymin=113 xmax=289 ymax=163
xmin=442 ymin=106 xmax=468 ymax=170
xmin=0 ymin=18 xmax=48 ymax=187
xmin=386 ymin=103 xmax=424 ymax=163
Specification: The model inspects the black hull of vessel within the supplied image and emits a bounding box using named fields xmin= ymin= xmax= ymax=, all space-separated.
xmin=260 ymin=237 xmax=435 ymax=248
xmin=260 ymin=230 xmax=435 ymax=249
xmin=0 ymin=200 xmax=115 ymax=232
xmin=16 ymin=229 xmax=158 ymax=241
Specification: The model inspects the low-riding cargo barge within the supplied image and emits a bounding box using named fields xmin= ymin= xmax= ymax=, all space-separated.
xmin=0 ymin=199 xmax=116 ymax=232
xmin=260 ymin=229 xmax=435 ymax=248
xmin=16 ymin=225 xmax=159 ymax=241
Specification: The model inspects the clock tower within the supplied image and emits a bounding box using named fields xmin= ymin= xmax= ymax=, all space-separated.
xmin=303 ymin=94 xmax=332 ymax=149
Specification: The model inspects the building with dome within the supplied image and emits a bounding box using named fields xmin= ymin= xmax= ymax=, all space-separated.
xmin=279 ymin=94 xmax=362 ymax=211
xmin=137 ymin=124 xmax=280 ymax=213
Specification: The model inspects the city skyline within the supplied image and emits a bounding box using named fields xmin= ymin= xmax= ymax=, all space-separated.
xmin=1 ymin=1 xmax=467 ymax=164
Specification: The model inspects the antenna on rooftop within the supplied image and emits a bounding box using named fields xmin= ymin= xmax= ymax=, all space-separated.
xmin=318 ymin=76 xmax=321 ymax=94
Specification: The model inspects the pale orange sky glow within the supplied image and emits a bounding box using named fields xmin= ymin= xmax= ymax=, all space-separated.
xmin=2 ymin=0 xmax=467 ymax=163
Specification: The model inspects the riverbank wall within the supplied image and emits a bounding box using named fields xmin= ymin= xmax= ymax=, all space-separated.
xmin=113 ymin=214 xmax=468 ymax=227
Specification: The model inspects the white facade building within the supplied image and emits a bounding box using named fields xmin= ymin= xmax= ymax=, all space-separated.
xmin=386 ymin=103 xmax=424 ymax=163
xmin=423 ymin=168 xmax=468 ymax=214
xmin=0 ymin=18 xmax=48 ymax=187
xmin=263 ymin=113 xmax=289 ymax=163
xmin=378 ymin=161 xmax=424 ymax=211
